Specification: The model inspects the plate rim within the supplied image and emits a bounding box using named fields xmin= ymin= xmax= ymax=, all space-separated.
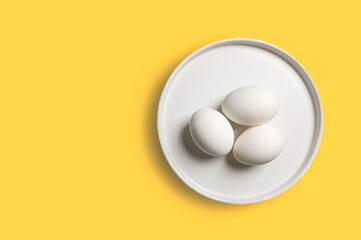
xmin=157 ymin=38 xmax=323 ymax=204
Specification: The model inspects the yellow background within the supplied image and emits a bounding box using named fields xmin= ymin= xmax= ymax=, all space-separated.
xmin=0 ymin=0 xmax=360 ymax=239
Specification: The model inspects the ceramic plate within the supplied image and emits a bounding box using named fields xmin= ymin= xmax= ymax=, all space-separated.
xmin=157 ymin=38 xmax=323 ymax=204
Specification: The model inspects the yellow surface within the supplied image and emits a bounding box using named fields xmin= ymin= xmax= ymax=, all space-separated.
xmin=0 ymin=0 xmax=360 ymax=239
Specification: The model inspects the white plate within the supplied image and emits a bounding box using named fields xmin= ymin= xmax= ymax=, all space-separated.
xmin=157 ymin=38 xmax=323 ymax=204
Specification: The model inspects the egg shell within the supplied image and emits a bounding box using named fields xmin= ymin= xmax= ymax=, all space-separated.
xmin=222 ymin=86 xmax=279 ymax=126
xmin=233 ymin=125 xmax=283 ymax=165
xmin=189 ymin=108 xmax=234 ymax=157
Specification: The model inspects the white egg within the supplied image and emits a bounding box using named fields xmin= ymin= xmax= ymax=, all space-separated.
xmin=189 ymin=108 xmax=234 ymax=156
xmin=233 ymin=125 xmax=283 ymax=165
xmin=222 ymin=86 xmax=279 ymax=126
